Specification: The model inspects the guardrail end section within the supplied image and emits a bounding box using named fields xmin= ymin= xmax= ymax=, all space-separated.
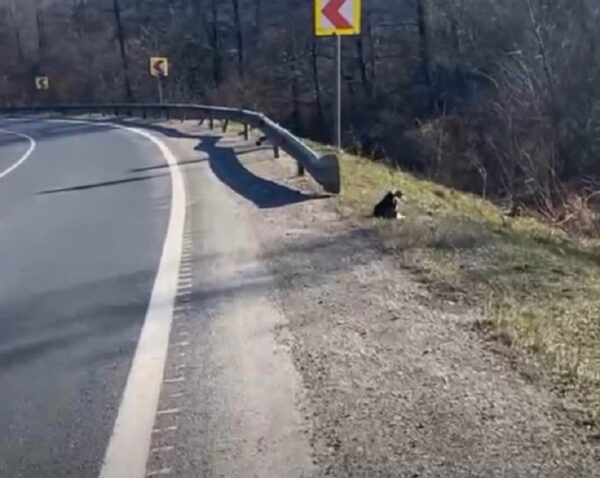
xmin=318 ymin=153 xmax=341 ymax=195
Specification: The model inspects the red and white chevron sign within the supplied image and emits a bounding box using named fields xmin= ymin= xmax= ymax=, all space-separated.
xmin=315 ymin=0 xmax=361 ymax=36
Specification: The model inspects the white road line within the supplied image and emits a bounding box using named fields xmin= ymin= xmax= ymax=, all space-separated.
xmin=150 ymin=446 xmax=174 ymax=453
xmin=146 ymin=468 xmax=172 ymax=477
xmin=0 ymin=128 xmax=36 ymax=180
xmin=36 ymin=120 xmax=188 ymax=478
xmin=152 ymin=426 xmax=178 ymax=434
xmin=157 ymin=408 xmax=181 ymax=416
xmin=6 ymin=118 xmax=185 ymax=478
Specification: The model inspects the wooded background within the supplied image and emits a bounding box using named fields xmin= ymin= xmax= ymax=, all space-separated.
xmin=2 ymin=0 xmax=600 ymax=221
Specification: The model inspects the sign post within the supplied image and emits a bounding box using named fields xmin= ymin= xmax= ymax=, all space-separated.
xmin=149 ymin=57 xmax=169 ymax=104
xmin=315 ymin=0 xmax=361 ymax=151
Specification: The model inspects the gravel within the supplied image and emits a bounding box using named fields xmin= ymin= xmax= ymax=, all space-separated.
xmin=143 ymin=121 xmax=599 ymax=477
xmin=245 ymin=150 xmax=600 ymax=477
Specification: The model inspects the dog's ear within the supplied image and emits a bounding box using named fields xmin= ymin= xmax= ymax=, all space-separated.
xmin=393 ymin=189 xmax=403 ymax=199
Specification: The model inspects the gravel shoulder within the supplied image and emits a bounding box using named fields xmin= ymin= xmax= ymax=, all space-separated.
xmin=134 ymin=120 xmax=598 ymax=477
xmin=242 ymin=144 xmax=600 ymax=477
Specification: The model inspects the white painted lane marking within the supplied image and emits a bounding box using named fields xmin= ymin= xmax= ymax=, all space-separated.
xmin=146 ymin=468 xmax=172 ymax=477
xmin=156 ymin=408 xmax=181 ymax=416
xmin=96 ymin=123 xmax=186 ymax=478
xmin=150 ymin=446 xmax=174 ymax=453
xmin=0 ymin=128 xmax=36 ymax=180
xmin=152 ymin=426 xmax=178 ymax=434
xmin=40 ymin=118 xmax=186 ymax=478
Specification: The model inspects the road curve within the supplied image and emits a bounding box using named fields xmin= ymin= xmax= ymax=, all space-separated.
xmin=0 ymin=119 xmax=174 ymax=478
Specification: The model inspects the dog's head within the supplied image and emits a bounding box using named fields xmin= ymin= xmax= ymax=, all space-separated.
xmin=389 ymin=189 xmax=403 ymax=206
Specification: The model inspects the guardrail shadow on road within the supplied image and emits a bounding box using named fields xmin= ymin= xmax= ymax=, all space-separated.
xmin=129 ymin=121 xmax=328 ymax=209
xmin=1 ymin=104 xmax=341 ymax=194
xmin=197 ymin=135 xmax=327 ymax=209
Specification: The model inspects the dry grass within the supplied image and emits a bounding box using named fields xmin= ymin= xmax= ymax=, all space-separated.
xmin=332 ymin=151 xmax=600 ymax=421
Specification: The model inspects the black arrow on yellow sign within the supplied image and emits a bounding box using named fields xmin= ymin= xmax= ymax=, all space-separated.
xmin=35 ymin=76 xmax=49 ymax=90
xmin=150 ymin=57 xmax=169 ymax=77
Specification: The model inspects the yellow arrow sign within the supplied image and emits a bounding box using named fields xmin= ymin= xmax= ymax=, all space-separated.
xmin=315 ymin=0 xmax=361 ymax=36
xmin=35 ymin=76 xmax=49 ymax=90
xmin=150 ymin=57 xmax=169 ymax=77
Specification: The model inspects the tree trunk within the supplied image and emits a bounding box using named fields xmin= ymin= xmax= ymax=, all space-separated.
xmin=112 ymin=0 xmax=134 ymax=102
xmin=355 ymin=35 xmax=372 ymax=98
xmin=231 ymin=0 xmax=244 ymax=81
xmin=15 ymin=28 xmax=24 ymax=63
xmin=253 ymin=0 xmax=262 ymax=47
xmin=416 ymin=0 xmax=434 ymax=114
xmin=36 ymin=7 xmax=46 ymax=58
xmin=365 ymin=12 xmax=377 ymax=93
xmin=210 ymin=0 xmax=222 ymax=88
xmin=311 ymin=37 xmax=325 ymax=131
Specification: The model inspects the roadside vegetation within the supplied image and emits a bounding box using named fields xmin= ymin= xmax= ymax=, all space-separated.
xmin=333 ymin=150 xmax=600 ymax=423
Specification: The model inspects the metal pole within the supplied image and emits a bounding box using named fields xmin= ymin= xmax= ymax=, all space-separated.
xmin=335 ymin=33 xmax=342 ymax=151
xmin=157 ymin=76 xmax=164 ymax=104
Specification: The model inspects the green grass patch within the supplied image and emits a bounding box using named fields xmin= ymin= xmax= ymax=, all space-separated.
xmin=334 ymin=152 xmax=600 ymax=420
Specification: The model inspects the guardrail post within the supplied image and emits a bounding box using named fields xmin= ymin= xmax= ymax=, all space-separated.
xmin=222 ymin=119 xmax=229 ymax=133
xmin=142 ymin=107 xmax=147 ymax=119
xmin=209 ymin=116 xmax=214 ymax=130
xmin=273 ymin=144 xmax=280 ymax=159
xmin=165 ymin=107 xmax=171 ymax=121
xmin=243 ymin=123 xmax=249 ymax=140
xmin=297 ymin=163 xmax=305 ymax=176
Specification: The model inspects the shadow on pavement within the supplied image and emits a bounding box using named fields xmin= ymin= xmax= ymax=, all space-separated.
xmin=120 ymin=121 xmax=327 ymax=209
xmin=37 ymin=173 xmax=167 ymax=194
xmin=6 ymin=117 xmax=326 ymax=208
xmin=130 ymin=158 xmax=207 ymax=173
xmin=196 ymin=135 xmax=325 ymax=209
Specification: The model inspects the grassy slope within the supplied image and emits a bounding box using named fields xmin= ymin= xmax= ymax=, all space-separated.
xmin=333 ymin=151 xmax=600 ymax=420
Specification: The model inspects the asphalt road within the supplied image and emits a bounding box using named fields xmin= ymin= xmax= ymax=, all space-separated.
xmin=3 ymin=117 xmax=594 ymax=478
xmin=0 ymin=118 xmax=312 ymax=478
xmin=0 ymin=119 xmax=172 ymax=478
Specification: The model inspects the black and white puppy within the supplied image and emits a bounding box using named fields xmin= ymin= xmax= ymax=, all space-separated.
xmin=373 ymin=190 xmax=405 ymax=219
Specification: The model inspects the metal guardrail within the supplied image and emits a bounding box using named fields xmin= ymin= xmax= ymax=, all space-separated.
xmin=0 ymin=103 xmax=341 ymax=194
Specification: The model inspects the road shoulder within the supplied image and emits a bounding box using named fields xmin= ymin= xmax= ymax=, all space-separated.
xmin=243 ymin=144 xmax=600 ymax=477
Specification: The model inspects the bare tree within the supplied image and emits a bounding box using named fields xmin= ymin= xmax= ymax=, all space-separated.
xmin=112 ymin=0 xmax=133 ymax=101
